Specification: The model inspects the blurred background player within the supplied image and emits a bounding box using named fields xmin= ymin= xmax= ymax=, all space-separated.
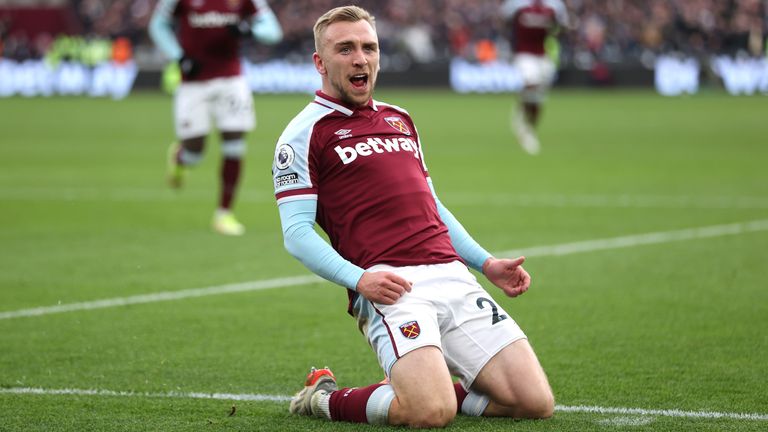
xmin=500 ymin=0 xmax=569 ymax=155
xmin=149 ymin=0 xmax=282 ymax=235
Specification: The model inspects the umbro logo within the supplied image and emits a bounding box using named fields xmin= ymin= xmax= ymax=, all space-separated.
xmin=335 ymin=129 xmax=353 ymax=139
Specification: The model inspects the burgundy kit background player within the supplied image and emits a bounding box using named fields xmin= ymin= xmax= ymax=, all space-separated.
xmin=150 ymin=0 xmax=282 ymax=235
xmin=501 ymin=0 xmax=570 ymax=155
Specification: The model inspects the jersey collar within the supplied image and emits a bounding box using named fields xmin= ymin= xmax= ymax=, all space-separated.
xmin=314 ymin=91 xmax=378 ymax=116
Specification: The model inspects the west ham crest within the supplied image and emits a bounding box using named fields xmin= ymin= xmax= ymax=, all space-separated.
xmin=399 ymin=321 xmax=420 ymax=339
xmin=384 ymin=116 xmax=411 ymax=135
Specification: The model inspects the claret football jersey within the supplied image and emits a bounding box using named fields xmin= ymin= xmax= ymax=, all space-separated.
xmin=501 ymin=0 xmax=569 ymax=55
xmin=167 ymin=0 xmax=260 ymax=80
xmin=273 ymin=91 xmax=461 ymax=269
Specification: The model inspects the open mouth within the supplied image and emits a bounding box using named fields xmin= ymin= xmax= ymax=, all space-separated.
xmin=349 ymin=74 xmax=368 ymax=89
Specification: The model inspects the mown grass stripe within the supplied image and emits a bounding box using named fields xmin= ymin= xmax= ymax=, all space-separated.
xmin=2 ymin=219 xmax=767 ymax=321
xmin=4 ymin=187 xmax=768 ymax=209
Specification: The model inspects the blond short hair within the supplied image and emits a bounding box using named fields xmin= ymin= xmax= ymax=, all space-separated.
xmin=313 ymin=5 xmax=376 ymax=53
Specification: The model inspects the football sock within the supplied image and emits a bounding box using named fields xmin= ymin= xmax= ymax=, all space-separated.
xmin=366 ymin=384 xmax=396 ymax=424
xmin=178 ymin=147 xmax=202 ymax=166
xmin=219 ymin=157 xmax=241 ymax=210
xmin=314 ymin=391 xmax=332 ymax=419
xmin=454 ymin=382 xmax=469 ymax=414
xmin=323 ymin=382 xmax=484 ymax=422
xmin=524 ymin=102 xmax=540 ymax=128
xmin=460 ymin=388 xmax=490 ymax=416
xmin=328 ymin=383 xmax=393 ymax=424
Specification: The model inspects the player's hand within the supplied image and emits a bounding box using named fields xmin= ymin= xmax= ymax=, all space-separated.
xmin=483 ymin=256 xmax=531 ymax=298
xmin=178 ymin=56 xmax=201 ymax=79
xmin=356 ymin=271 xmax=412 ymax=305
xmin=227 ymin=20 xmax=252 ymax=37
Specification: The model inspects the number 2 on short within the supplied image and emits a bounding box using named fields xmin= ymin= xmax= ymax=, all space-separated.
xmin=476 ymin=297 xmax=507 ymax=325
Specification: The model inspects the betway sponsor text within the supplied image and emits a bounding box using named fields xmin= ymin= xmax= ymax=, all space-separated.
xmin=334 ymin=137 xmax=420 ymax=165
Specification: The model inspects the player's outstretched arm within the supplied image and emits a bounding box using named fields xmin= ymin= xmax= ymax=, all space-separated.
xmin=482 ymin=256 xmax=531 ymax=298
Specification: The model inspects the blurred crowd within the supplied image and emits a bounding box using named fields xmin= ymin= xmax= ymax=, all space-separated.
xmin=1 ymin=0 xmax=766 ymax=69
xmin=562 ymin=0 xmax=767 ymax=70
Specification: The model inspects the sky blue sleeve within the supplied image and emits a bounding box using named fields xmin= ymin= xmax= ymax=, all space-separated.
xmin=148 ymin=0 xmax=182 ymax=60
xmin=278 ymin=199 xmax=365 ymax=290
xmin=251 ymin=1 xmax=283 ymax=45
xmin=428 ymin=179 xmax=492 ymax=272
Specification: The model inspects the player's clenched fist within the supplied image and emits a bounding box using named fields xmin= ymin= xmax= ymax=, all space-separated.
xmin=357 ymin=271 xmax=413 ymax=305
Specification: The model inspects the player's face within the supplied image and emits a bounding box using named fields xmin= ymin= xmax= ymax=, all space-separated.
xmin=314 ymin=19 xmax=380 ymax=107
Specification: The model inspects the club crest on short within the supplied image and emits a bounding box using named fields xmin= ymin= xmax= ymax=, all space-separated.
xmin=399 ymin=320 xmax=420 ymax=339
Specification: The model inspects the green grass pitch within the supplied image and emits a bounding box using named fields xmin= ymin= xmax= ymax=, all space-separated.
xmin=0 ymin=89 xmax=767 ymax=431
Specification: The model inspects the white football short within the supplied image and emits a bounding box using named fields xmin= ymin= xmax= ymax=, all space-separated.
xmin=174 ymin=75 xmax=255 ymax=140
xmin=514 ymin=53 xmax=556 ymax=88
xmin=352 ymin=260 xmax=527 ymax=389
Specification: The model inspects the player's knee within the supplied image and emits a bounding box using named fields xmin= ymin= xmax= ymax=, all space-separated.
xmin=406 ymin=403 xmax=455 ymax=428
xmin=516 ymin=389 xmax=555 ymax=419
xmin=492 ymin=385 xmax=554 ymax=419
xmin=182 ymin=137 xmax=205 ymax=153
xmin=398 ymin=394 xmax=456 ymax=428
xmin=521 ymin=86 xmax=545 ymax=104
xmin=221 ymin=138 xmax=246 ymax=159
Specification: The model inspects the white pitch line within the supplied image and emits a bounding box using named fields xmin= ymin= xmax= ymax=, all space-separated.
xmin=0 ymin=188 xmax=272 ymax=203
xmin=0 ymin=387 xmax=289 ymax=402
xmin=1 ymin=387 xmax=766 ymax=421
xmin=0 ymin=275 xmax=321 ymax=320
xmin=498 ymin=218 xmax=768 ymax=258
xmin=556 ymin=404 xmax=768 ymax=421
xmin=1 ymin=219 xmax=767 ymax=321
xmin=445 ymin=193 xmax=768 ymax=210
